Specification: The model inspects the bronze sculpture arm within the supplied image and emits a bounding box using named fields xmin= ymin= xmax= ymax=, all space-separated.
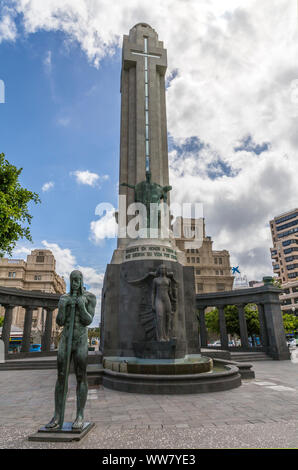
xmin=56 ymin=294 xmax=69 ymax=326
xmin=77 ymin=293 xmax=96 ymax=326
xmin=120 ymin=182 xmax=135 ymax=190
xmin=161 ymin=185 xmax=172 ymax=203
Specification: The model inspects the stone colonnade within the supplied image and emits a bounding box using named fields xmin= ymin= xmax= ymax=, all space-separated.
xmin=196 ymin=284 xmax=290 ymax=360
xmin=0 ymin=286 xmax=60 ymax=357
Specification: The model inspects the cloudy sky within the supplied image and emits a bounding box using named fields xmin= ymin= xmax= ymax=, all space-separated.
xmin=0 ymin=0 xmax=297 ymax=324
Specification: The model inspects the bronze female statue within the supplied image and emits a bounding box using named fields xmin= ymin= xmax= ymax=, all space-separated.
xmin=128 ymin=264 xmax=178 ymax=342
xmin=152 ymin=265 xmax=173 ymax=341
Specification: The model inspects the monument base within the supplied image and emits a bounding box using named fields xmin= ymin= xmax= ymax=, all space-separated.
xmin=133 ymin=339 xmax=187 ymax=359
xmin=28 ymin=422 xmax=95 ymax=442
xmin=102 ymin=364 xmax=241 ymax=394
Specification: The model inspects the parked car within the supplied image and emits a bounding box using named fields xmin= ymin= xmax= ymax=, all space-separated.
xmin=29 ymin=344 xmax=41 ymax=352
xmin=211 ymin=341 xmax=221 ymax=347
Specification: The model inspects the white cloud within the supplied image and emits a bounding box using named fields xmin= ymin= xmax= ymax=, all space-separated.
xmin=56 ymin=116 xmax=70 ymax=127
xmin=42 ymin=181 xmax=54 ymax=192
xmin=43 ymin=50 xmax=52 ymax=73
xmin=5 ymin=0 xmax=298 ymax=279
xmin=41 ymin=240 xmax=76 ymax=278
xmin=12 ymin=245 xmax=31 ymax=257
xmin=90 ymin=205 xmax=117 ymax=244
xmin=0 ymin=8 xmax=17 ymax=43
xmin=71 ymin=170 xmax=109 ymax=187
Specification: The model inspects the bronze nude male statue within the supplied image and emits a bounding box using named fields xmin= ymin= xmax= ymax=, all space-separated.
xmin=46 ymin=270 xmax=96 ymax=430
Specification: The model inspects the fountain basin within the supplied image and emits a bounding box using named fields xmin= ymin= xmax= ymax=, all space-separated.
xmin=103 ymin=354 xmax=212 ymax=375
xmin=102 ymin=355 xmax=242 ymax=394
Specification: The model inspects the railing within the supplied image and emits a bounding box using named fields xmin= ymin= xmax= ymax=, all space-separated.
xmin=0 ymin=286 xmax=61 ymax=358
xmin=196 ymin=283 xmax=290 ymax=360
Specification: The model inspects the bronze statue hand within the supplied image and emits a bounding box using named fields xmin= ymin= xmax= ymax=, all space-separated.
xmin=77 ymin=296 xmax=87 ymax=313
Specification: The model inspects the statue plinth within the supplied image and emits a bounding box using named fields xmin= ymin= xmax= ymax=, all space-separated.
xmin=28 ymin=422 xmax=95 ymax=442
xmin=133 ymin=339 xmax=187 ymax=359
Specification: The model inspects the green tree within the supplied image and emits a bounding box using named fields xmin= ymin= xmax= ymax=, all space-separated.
xmin=0 ymin=152 xmax=40 ymax=257
xmin=272 ymin=278 xmax=282 ymax=288
xmin=0 ymin=316 xmax=4 ymax=327
xmin=205 ymin=304 xmax=260 ymax=338
xmin=282 ymin=313 xmax=297 ymax=333
xmin=88 ymin=327 xmax=100 ymax=345
xmin=204 ymin=308 xmax=219 ymax=334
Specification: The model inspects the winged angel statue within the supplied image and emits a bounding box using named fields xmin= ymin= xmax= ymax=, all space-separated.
xmin=127 ymin=264 xmax=178 ymax=342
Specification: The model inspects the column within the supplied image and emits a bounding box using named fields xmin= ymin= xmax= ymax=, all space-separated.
xmin=198 ymin=307 xmax=208 ymax=348
xmin=42 ymin=307 xmax=54 ymax=352
xmin=257 ymin=303 xmax=268 ymax=349
xmin=238 ymin=304 xmax=249 ymax=349
xmin=218 ymin=305 xmax=229 ymax=350
xmin=21 ymin=306 xmax=34 ymax=352
xmin=1 ymin=305 xmax=14 ymax=356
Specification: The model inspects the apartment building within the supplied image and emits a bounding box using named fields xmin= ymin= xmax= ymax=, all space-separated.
xmin=0 ymin=249 xmax=66 ymax=339
xmin=270 ymin=208 xmax=298 ymax=314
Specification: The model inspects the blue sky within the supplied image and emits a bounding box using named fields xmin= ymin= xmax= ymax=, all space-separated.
xmin=1 ymin=1 xmax=298 ymax=324
xmin=0 ymin=29 xmax=121 ymax=279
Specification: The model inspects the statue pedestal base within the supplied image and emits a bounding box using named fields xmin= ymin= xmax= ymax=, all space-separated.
xmin=28 ymin=422 xmax=95 ymax=442
xmin=133 ymin=339 xmax=187 ymax=359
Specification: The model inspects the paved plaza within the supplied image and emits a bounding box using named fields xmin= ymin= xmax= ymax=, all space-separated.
xmin=1 ymin=355 xmax=298 ymax=449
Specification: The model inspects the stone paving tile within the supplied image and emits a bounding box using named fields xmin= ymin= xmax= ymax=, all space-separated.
xmin=2 ymin=360 xmax=298 ymax=447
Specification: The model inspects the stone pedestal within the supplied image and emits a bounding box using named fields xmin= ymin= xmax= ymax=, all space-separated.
xmin=100 ymin=257 xmax=199 ymax=359
xmin=133 ymin=339 xmax=186 ymax=359
xmin=28 ymin=422 xmax=95 ymax=442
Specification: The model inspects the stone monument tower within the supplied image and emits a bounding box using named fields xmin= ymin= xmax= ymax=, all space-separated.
xmin=118 ymin=23 xmax=169 ymax=250
xmin=100 ymin=24 xmax=205 ymax=392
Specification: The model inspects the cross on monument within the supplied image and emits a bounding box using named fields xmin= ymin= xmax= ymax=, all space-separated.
xmin=118 ymin=23 xmax=169 ymax=249
xmin=131 ymin=38 xmax=161 ymax=173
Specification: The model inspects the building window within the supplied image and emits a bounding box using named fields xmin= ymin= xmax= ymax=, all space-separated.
xmin=34 ymin=275 xmax=42 ymax=280
xmin=214 ymin=258 xmax=218 ymax=264
xmin=216 ymin=283 xmax=225 ymax=292
xmin=191 ymin=257 xmax=195 ymax=263
xmin=36 ymin=256 xmax=44 ymax=263
xmin=197 ymin=283 xmax=203 ymax=292
xmin=215 ymin=270 xmax=219 ymax=275
xmin=187 ymin=257 xmax=190 ymax=263
xmin=219 ymin=258 xmax=222 ymax=264
xmin=196 ymin=257 xmax=200 ymax=263
xmin=196 ymin=269 xmax=201 ymax=275
xmin=8 ymin=271 xmax=16 ymax=278
xmin=220 ymin=270 xmax=224 ymax=275
xmin=282 ymin=299 xmax=292 ymax=305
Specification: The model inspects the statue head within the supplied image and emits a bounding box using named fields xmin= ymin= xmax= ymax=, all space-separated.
xmin=156 ymin=264 xmax=167 ymax=277
xmin=145 ymin=171 xmax=151 ymax=183
xmin=70 ymin=270 xmax=84 ymax=296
